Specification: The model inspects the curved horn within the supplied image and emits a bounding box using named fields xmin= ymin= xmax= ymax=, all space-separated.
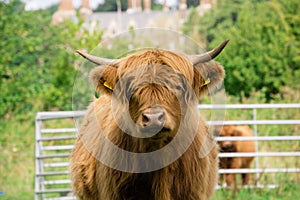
xmin=76 ymin=50 xmax=116 ymax=65
xmin=188 ymin=39 xmax=229 ymax=66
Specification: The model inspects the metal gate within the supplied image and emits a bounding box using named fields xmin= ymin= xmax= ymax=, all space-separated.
xmin=35 ymin=111 xmax=84 ymax=200
xmin=34 ymin=104 xmax=300 ymax=199
xmin=198 ymin=104 xmax=300 ymax=188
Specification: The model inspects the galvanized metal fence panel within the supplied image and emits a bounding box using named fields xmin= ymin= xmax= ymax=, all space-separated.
xmin=35 ymin=104 xmax=300 ymax=199
xmin=34 ymin=112 xmax=83 ymax=200
xmin=200 ymin=103 xmax=300 ymax=189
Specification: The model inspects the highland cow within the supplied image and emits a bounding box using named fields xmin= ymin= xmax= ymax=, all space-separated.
xmin=217 ymin=125 xmax=255 ymax=189
xmin=71 ymin=40 xmax=229 ymax=200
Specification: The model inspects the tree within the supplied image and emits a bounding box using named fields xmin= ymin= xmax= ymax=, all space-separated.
xmin=0 ymin=0 xmax=104 ymax=118
xmin=182 ymin=0 xmax=300 ymax=101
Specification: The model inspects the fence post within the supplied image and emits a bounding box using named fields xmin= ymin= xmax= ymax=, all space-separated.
xmin=35 ymin=115 xmax=43 ymax=200
xmin=253 ymin=108 xmax=260 ymax=187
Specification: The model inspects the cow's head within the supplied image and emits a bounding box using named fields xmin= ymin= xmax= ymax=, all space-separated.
xmin=77 ymin=40 xmax=229 ymax=148
xmin=217 ymin=125 xmax=240 ymax=152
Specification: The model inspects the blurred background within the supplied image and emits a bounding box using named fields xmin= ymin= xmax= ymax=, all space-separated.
xmin=0 ymin=0 xmax=299 ymax=199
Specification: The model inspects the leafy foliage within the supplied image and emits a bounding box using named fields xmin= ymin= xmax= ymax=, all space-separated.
xmin=183 ymin=0 xmax=300 ymax=101
xmin=0 ymin=0 xmax=103 ymax=119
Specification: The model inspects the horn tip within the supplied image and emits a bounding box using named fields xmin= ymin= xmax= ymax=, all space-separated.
xmin=76 ymin=49 xmax=87 ymax=58
xmin=221 ymin=39 xmax=230 ymax=47
xmin=76 ymin=49 xmax=83 ymax=54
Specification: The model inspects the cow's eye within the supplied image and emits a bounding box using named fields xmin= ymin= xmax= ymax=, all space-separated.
xmin=179 ymin=75 xmax=188 ymax=92
xmin=175 ymin=85 xmax=182 ymax=91
xmin=125 ymin=81 xmax=133 ymax=100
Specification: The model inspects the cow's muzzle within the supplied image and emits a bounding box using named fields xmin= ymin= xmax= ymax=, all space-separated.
xmin=140 ymin=106 xmax=166 ymax=134
xmin=220 ymin=142 xmax=237 ymax=152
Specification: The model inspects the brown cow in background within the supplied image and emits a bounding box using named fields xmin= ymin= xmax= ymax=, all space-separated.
xmin=70 ymin=40 xmax=229 ymax=200
xmin=217 ymin=125 xmax=255 ymax=189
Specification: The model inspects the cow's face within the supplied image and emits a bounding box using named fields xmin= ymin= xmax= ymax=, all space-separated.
xmin=104 ymin=51 xmax=198 ymax=145
xmin=218 ymin=126 xmax=240 ymax=152
xmin=77 ymin=40 xmax=228 ymax=146
xmin=115 ymin=64 xmax=192 ymax=143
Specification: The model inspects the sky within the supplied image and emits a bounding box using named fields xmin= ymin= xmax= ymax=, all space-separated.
xmin=21 ymin=0 xmax=177 ymax=11
xmin=23 ymin=0 xmax=105 ymax=10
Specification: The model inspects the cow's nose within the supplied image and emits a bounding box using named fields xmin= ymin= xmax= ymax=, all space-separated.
xmin=142 ymin=108 xmax=165 ymax=127
xmin=223 ymin=141 xmax=232 ymax=148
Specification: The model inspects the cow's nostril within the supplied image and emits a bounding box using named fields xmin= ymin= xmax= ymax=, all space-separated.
xmin=158 ymin=112 xmax=165 ymax=123
xmin=141 ymin=111 xmax=165 ymax=127
xmin=142 ymin=113 xmax=151 ymax=126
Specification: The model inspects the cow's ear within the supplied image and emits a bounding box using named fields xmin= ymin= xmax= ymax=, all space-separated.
xmin=89 ymin=65 xmax=118 ymax=95
xmin=76 ymin=50 xmax=118 ymax=96
xmin=193 ymin=61 xmax=225 ymax=98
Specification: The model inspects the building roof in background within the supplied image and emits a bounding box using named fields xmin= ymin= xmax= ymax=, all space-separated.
xmin=86 ymin=10 xmax=184 ymax=35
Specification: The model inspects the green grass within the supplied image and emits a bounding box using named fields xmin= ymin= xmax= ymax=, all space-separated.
xmin=0 ymin=193 xmax=33 ymax=200
xmin=213 ymin=181 xmax=300 ymax=200
xmin=0 ymin=118 xmax=35 ymax=199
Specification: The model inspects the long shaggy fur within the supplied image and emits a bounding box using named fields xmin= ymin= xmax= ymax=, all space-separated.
xmin=71 ymin=49 xmax=224 ymax=200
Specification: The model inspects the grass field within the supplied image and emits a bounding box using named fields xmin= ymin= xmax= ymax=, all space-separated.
xmin=0 ymin=118 xmax=35 ymax=199
xmin=212 ymin=182 xmax=300 ymax=200
xmin=0 ymin=98 xmax=299 ymax=199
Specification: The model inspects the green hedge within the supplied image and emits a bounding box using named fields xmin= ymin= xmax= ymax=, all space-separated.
xmin=0 ymin=0 xmax=103 ymax=119
xmin=182 ymin=0 xmax=300 ymax=101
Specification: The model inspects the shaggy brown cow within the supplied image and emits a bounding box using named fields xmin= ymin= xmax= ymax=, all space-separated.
xmin=217 ymin=125 xmax=255 ymax=189
xmin=71 ymin=40 xmax=229 ymax=200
